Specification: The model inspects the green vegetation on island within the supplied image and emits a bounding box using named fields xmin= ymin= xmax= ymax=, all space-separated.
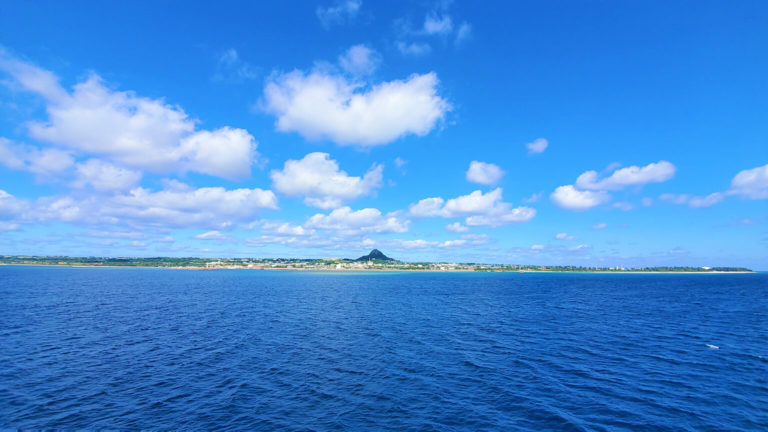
xmin=0 ymin=250 xmax=753 ymax=273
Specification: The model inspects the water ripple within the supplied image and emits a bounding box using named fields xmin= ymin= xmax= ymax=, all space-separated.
xmin=1 ymin=267 xmax=766 ymax=430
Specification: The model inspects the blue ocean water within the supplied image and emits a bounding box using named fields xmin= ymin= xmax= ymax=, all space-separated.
xmin=0 ymin=266 xmax=766 ymax=430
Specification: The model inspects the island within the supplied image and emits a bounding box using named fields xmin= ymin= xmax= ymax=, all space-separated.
xmin=0 ymin=250 xmax=754 ymax=273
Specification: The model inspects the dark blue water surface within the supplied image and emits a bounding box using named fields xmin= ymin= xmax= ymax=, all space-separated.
xmin=1 ymin=266 xmax=766 ymax=430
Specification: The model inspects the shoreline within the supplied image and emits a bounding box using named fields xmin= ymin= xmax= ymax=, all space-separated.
xmin=0 ymin=263 xmax=756 ymax=274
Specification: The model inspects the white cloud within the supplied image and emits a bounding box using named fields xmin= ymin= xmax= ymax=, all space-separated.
xmin=423 ymin=13 xmax=453 ymax=35
xmin=178 ymin=128 xmax=258 ymax=180
xmin=728 ymin=163 xmax=768 ymax=199
xmin=317 ymin=0 xmax=362 ymax=28
xmin=551 ymin=161 xmax=675 ymax=212
xmin=0 ymin=221 xmax=19 ymax=231
xmin=460 ymin=233 xmax=491 ymax=245
xmin=439 ymin=239 xmax=466 ymax=248
xmin=641 ymin=197 xmax=653 ymax=206
xmin=111 ymin=186 xmax=278 ymax=226
xmin=270 ymin=152 xmax=382 ymax=209
xmin=0 ymin=190 xmax=28 ymax=218
xmin=0 ymin=54 xmax=259 ymax=180
xmin=32 ymin=184 xmax=278 ymax=229
xmin=550 ymin=185 xmax=610 ymax=211
xmin=213 ymin=48 xmax=258 ymax=82
xmin=0 ymin=138 xmax=74 ymax=178
xmin=575 ymin=161 xmax=676 ymax=191
xmin=592 ymin=222 xmax=607 ymax=230
xmin=305 ymin=206 xmax=409 ymax=235
xmin=409 ymin=197 xmax=446 ymax=217
xmin=0 ymin=48 xmax=67 ymax=101
xmin=654 ymin=164 xmax=766 ymax=209
xmin=455 ymin=22 xmax=472 ymax=45
xmin=444 ymin=188 xmax=504 ymax=216
xmin=393 ymin=239 xmax=436 ymax=249
xmin=256 ymin=220 xmax=314 ymax=237
xmin=555 ymin=232 xmax=576 ymax=241
xmin=394 ymin=157 xmax=407 ymax=168
xmin=689 ymin=193 xmax=724 ymax=208
xmin=194 ymin=230 xmax=232 ymax=241
xmin=660 ymin=192 xmax=724 ymax=208
xmin=446 ymin=222 xmax=468 ymax=233
xmin=71 ymin=159 xmax=142 ymax=191
xmin=409 ymin=188 xmax=536 ymax=227
xmin=466 ymin=161 xmax=505 ymax=185
xmin=465 ymin=206 xmax=536 ymax=227
xmin=396 ymin=41 xmax=432 ymax=56
xmin=339 ymin=44 xmax=381 ymax=76
xmin=659 ymin=193 xmax=690 ymax=205
xmin=526 ymin=138 xmax=548 ymax=154
xmin=263 ymin=70 xmax=449 ymax=146
xmin=523 ymin=192 xmax=542 ymax=203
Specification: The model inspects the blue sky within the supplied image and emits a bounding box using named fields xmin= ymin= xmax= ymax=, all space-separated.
xmin=0 ymin=1 xmax=766 ymax=268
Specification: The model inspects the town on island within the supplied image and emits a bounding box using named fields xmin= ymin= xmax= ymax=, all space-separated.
xmin=0 ymin=250 xmax=753 ymax=273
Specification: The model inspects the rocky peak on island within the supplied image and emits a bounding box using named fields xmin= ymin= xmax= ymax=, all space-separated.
xmin=355 ymin=249 xmax=394 ymax=262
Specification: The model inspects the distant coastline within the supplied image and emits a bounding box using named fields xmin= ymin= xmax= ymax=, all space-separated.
xmin=0 ymin=255 xmax=754 ymax=274
xmin=0 ymin=263 xmax=755 ymax=274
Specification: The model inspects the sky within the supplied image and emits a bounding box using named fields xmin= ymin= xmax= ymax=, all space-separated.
xmin=0 ymin=1 xmax=766 ymax=268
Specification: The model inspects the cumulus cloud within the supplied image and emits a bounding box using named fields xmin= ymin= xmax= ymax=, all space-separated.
xmin=409 ymin=188 xmax=536 ymax=227
xmin=592 ymin=222 xmax=607 ymax=230
xmin=446 ymin=222 xmax=468 ymax=233
xmin=409 ymin=197 xmax=446 ymax=217
xmin=194 ymin=230 xmax=232 ymax=241
xmin=689 ymin=193 xmax=724 ymax=208
xmin=396 ymin=41 xmax=432 ymax=56
xmin=0 ymin=221 xmax=19 ymax=231
xmin=526 ymin=138 xmax=548 ymax=154
xmin=112 ymin=186 xmax=278 ymax=226
xmin=641 ymin=197 xmax=653 ymax=206
xmin=0 ymin=190 xmax=29 ymax=218
xmin=255 ymin=220 xmax=315 ymax=237
xmin=395 ymin=2 xmax=472 ymax=54
xmin=0 ymin=53 xmax=259 ymax=180
xmin=555 ymin=232 xmax=576 ymax=240
xmin=270 ymin=152 xmax=382 ymax=209
xmin=550 ymin=185 xmax=610 ymax=211
xmin=728 ymin=163 xmax=768 ymax=199
xmin=339 ymin=44 xmax=381 ymax=76
xmin=455 ymin=22 xmax=472 ymax=45
xmin=466 ymin=161 xmax=505 ymax=185
xmin=657 ymin=164 xmax=767 ymax=209
xmin=387 ymin=233 xmax=489 ymax=250
xmin=71 ymin=159 xmax=142 ymax=191
xmin=213 ymin=48 xmax=258 ymax=82
xmin=262 ymin=70 xmax=450 ymax=146
xmin=575 ymin=161 xmax=676 ymax=191
xmin=423 ymin=13 xmax=453 ymax=35
xmin=613 ymin=201 xmax=634 ymax=211
xmin=305 ymin=206 xmax=409 ymax=236
xmin=523 ymin=192 xmax=542 ymax=203
xmin=660 ymin=192 xmax=724 ymax=208
xmin=29 ymin=184 xmax=278 ymax=229
xmin=0 ymin=138 xmax=74 ymax=179
xmin=317 ymin=0 xmax=362 ymax=28
xmin=551 ymin=160 xmax=676 ymax=211
xmin=443 ymin=188 xmax=505 ymax=216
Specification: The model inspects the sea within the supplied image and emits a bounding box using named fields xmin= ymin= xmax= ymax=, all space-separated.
xmin=0 ymin=266 xmax=766 ymax=430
